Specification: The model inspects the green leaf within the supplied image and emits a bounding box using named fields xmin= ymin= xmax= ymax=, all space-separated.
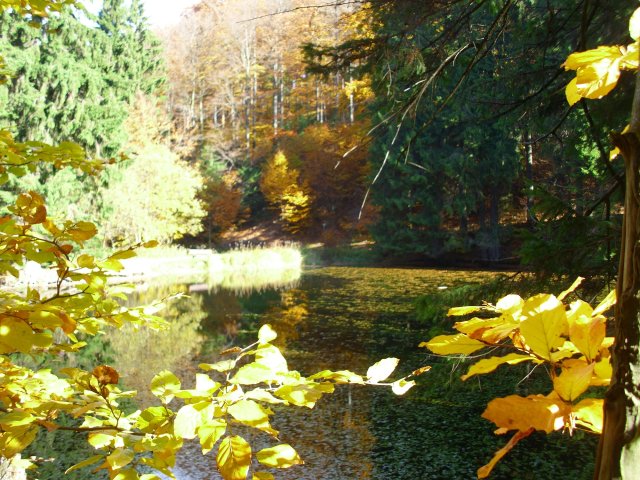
xmin=366 ymin=357 xmax=399 ymax=383
xmin=256 ymin=444 xmax=303 ymax=469
xmin=217 ymin=435 xmax=251 ymax=480
xmin=150 ymin=370 xmax=181 ymax=403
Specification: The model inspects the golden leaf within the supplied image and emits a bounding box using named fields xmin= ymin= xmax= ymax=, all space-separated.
xmin=227 ymin=400 xmax=277 ymax=436
xmin=482 ymin=394 xmax=567 ymax=433
xmin=569 ymin=314 xmax=605 ymax=362
xmin=557 ymin=277 xmax=583 ymax=301
xmin=256 ymin=444 xmax=303 ymax=469
xmin=461 ymin=353 xmax=539 ymax=381
xmin=477 ymin=429 xmax=534 ymax=479
xmin=593 ymin=290 xmax=616 ymax=316
xmin=564 ymin=46 xmax=624 ymax=70
xmin=553 ymin=359 xmax=594 ymax=402
xmin=572 ymin=398 xmax=604 ymax=433
xmin=217 ymin=435 xmax=251 ymax=480
xmin=420 ymin=333 xmax=485 ymax=355
xmin=447 ymin=305 xmax=484 ymax=316
xmin=519 ymin=303 xmax=568 ymax=361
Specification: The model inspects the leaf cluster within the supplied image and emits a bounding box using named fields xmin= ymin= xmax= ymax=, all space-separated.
xmin=422 ymin=279 xmax=614 ymax=478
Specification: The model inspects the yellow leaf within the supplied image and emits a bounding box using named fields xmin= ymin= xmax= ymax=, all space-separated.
xmin=88 ymin=432 xmax=115 ymax=449
xmin=630 ymin=6 xmax=640 ymax=40
xmin=592 ymin=357 xmax=612 ymax=386
xmin=255 ymin=344 xmax=288 ymax=373
xmin=495 ymin=294 xmax=524 ymax=314
xmin=558 ymin=277 xmax=583 ymax=301
xmin=621 ymin=43 xmax=639 ymax=70
xmin=553 ymin=359 xmax=594 ymax=402
xmin=564 ymin=46 xmax=624 ymax=70
xmin=0 ymin=412 xmax=35 ymax=427
xmin=258 ymin=324 xmax=277 ymax=344
xmin=200 ymin=360 xmax=236 ymax=373
xmin=65 ymin=455 xmax=104 ymax=474
xmin=113 ymin=469 xmax=139 ymax=480
xmin=227 ymin=400 xmax=277 ymax=436
xmin=217 ymin=435 xmax=251 ymax=480
xmin=461 ymin=353 xmax=539 ymax=381
xmin=447 ymin=305 xmax=484 ymax=316
xmin=66 ymin=221 xmax=98 ymax=242
xmin=477 ymin=429 xmax=534 ymax=479
xmin=391 ymin=378 xmax=416 ymax=395
xmin=308 ymin=370 xmax=365 ymax=384
xmin=256 ymin=444 xmax=303 ymax=469
xmin=243 ymin=388 xmax=288 ymax=404
xmin=174 ymin=404 xmax=201 ymax=439
xmin=275 ymin=383 xmax=332 ymax=408
xmin=198 ymin=419 xmax=226 ymax=455
xmin=593 ymin=290 xmax=616 ymax=316
xmin=455 ymin=314 xmax=520 ymax=344
xmin=150 ymin=370 xmax=181 ymax=403
xmin=366 ymin=357 xmax=399 ymax=383
xmin=569 ymin=314 xmax=605 ymax=362
xmin=106 ymin=449 xmax=135 ymax=470
xmin=567 ymin=300 xmax=593 ymax=324
xmin=253 ymin=473 xmax=275 ymax=480
xmin=0 ymin=426 xmax=38 ymax=457
xmin=230 ymin=363 xmax=275 ymax=385
xmin=482 ymin=394 xmax=567 ymax=433
xmin=77 ymin=254 xmax=95 ymax=268
xmin=573 ymin=398 xmax=604 ymax=433
xmin=0 ymin=317 xmax=36 ymax=354
xmin=519 ymin=304 xmax=567 ymax=361
xmin=420 ymin=333 xmax=486 ymax=355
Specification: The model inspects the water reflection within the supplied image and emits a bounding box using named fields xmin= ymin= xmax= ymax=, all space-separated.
xmin=108 ymin=285 xmax=208 ymax=407
xmin=114 ymin=267 xmax=597 ymax=480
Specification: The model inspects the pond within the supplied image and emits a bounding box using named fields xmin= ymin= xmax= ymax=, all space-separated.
xmin=109 ymin=266 xmax=598 ymax=480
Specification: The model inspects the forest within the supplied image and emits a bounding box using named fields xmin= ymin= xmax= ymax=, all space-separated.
xmin=0 ymin=0 xmax=639 ymax=479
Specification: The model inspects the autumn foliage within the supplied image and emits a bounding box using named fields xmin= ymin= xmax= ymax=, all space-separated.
xmin=423 ymin=279 xmax=614 ymax=478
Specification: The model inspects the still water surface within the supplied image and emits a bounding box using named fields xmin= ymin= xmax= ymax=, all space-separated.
xmin=110 ymin=266 xmax=596 ymax=480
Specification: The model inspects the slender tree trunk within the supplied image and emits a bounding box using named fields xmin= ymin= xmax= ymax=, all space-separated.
xmin=594 ymin=55 xmax=640 ymax=480
xmin=524 ymin=129 xmax=535 ymax=225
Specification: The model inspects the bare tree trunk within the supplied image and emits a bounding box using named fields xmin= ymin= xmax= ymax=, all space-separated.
xmin=524 ymin=129 xmax=535 ymax=225
xmin=594 ymin=55 xmax=640 ymax=480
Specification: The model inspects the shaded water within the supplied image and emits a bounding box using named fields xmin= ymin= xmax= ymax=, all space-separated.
xmin=111 ymin=267 xmax=598 ymax=480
